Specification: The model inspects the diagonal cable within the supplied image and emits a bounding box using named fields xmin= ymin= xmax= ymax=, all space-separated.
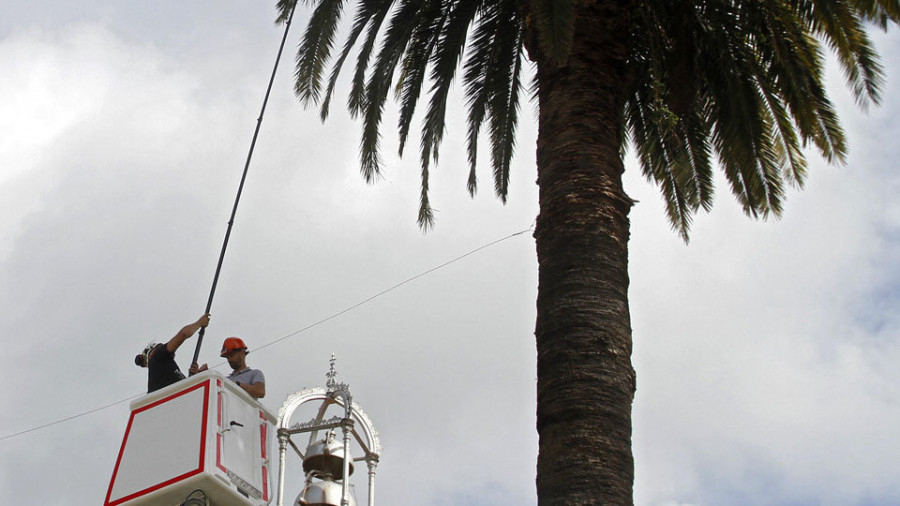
xmin=0 ymin=225 xmax=534 ymax=443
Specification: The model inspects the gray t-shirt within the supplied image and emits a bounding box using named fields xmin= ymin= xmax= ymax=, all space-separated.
xmin=228 ymin=367 xmax=264 ymax=386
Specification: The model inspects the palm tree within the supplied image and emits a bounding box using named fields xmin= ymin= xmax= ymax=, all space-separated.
xmin=276 ymin=0 xmax=900 ymax=503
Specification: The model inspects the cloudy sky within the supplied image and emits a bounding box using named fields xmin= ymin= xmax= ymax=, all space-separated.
xmin=1 ymin=2 xmax=899 ymax=505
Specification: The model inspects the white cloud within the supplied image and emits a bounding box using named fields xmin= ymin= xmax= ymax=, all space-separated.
xmin=1 ymin=6 xmax=899 ymax=506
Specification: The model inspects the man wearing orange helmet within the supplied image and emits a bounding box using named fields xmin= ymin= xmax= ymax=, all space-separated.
xmin=220 ymin=337 xmax=265 ymax=399
xmin=135 ymin=313 xmax=210 ymax=393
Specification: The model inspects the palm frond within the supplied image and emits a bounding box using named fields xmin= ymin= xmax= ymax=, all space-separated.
xmin=285 ymin=0 xmax=894 ymax=237
xmin=624 ymin=0 xmax=877 ymax=237
xmin=461 ymin=0 xmax=523 ymax=201
xmin=854 ymin=0 xmax=900 ymax=27
xmin=318 ymin=1 xmax=382 ymax=120
xmin=418 ymin=0 xmax=473 ymax=172
xmin=531 ymin=0 xmax=575 ymax=64
xmin=348 ymin=0 xmax=394 ymax=119
xmin=360 ymin=0 xmax=430 ymax=181
xmin=294 ymin=0 xmax=345 ymax=106
xmin=276 ymin=0 xmax=303 ymax=24
xmin=461 ymin=5 xmax=494 ymax=196
xmin=485 ymin=1 xmax=524 ymax=202
xmin=802 ymin=0 xmax=885 ymax=107
xmin=395 ymin=0 xmax=448 ymax=156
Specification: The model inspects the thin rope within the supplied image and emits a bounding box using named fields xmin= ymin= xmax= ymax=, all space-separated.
xmin=255 ymin=226 xmax=534 ymax=352
xmin=0 ymin=225 xmax=533 ymax=443
xmin=0 ymin=394 xmax=143 ymax=443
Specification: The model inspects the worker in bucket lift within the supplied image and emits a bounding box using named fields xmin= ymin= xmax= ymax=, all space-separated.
xmin=221 ymin=337 xmax=265 ymax=399
xmin=134 ymin=313 xmax=210 ymax=393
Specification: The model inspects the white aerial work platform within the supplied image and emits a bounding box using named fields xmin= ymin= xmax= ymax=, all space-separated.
xmin=104 ymin=370 xmax=275 ymax=506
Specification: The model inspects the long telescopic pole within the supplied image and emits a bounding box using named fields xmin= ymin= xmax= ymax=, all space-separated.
xmin=192 ymin=3 xmax=297 ymax=365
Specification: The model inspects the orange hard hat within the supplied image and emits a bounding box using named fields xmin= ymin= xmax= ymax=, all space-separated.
xmin=220 ymin=337 xmax=248 ymax=357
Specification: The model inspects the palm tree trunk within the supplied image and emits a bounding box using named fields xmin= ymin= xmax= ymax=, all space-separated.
xmin=532 ymin=2 xmax=635 ymax=504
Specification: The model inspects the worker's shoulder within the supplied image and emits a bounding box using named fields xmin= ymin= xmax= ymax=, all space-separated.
xmin=233 ymin=367 xmax=265 ymax=382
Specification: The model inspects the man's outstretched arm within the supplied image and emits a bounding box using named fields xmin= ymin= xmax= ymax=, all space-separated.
xmin=166 ymin=313 xmax=210 ymax=353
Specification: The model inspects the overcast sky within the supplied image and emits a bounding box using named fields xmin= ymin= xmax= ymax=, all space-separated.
xmin=1 ymin=2 xmax=899 ymax=505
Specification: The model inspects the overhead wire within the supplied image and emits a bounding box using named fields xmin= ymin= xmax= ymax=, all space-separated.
xmin=0 ymin=394 xmax=143 ymax=443
xmin=254 ymin=225 xmax=534 ymax=353
xmin=0 ymin=225 xmax=534 ymax=443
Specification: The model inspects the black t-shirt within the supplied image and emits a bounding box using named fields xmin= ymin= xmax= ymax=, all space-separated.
xmin=147 ymin=343 xmax=185 ymax=393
